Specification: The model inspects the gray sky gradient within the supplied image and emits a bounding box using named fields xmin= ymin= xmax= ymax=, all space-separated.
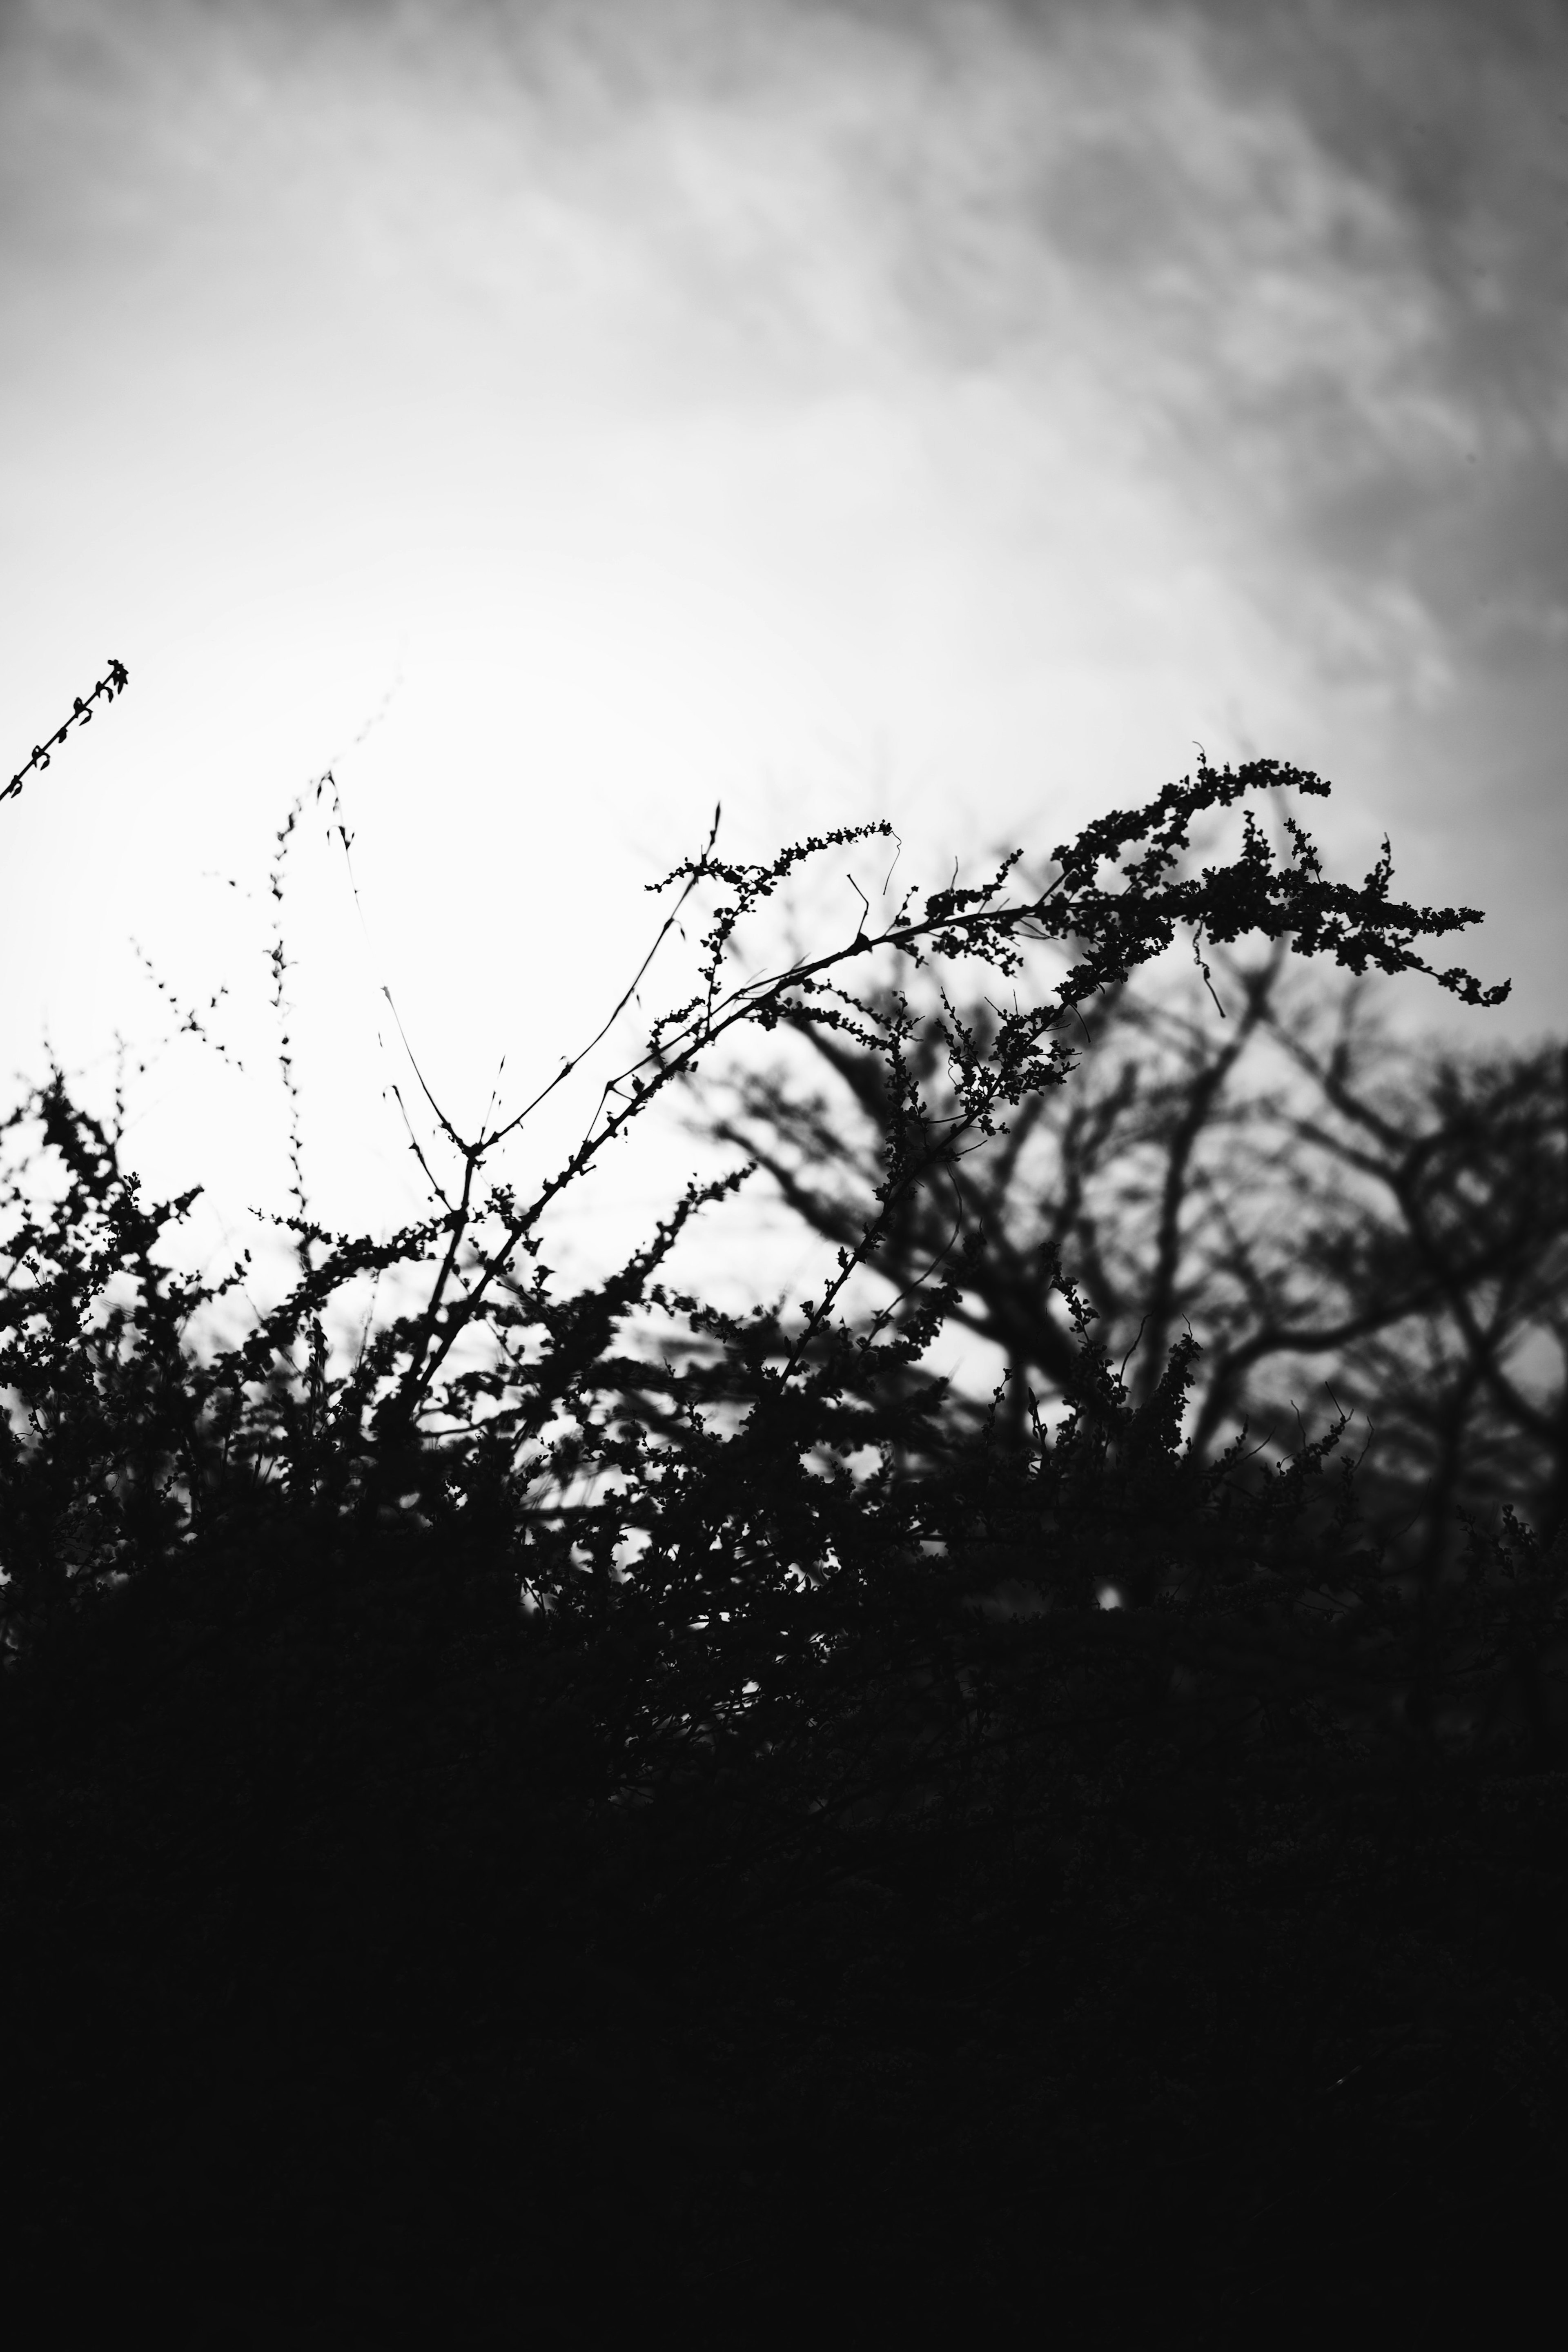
xmin=1 ymin=0 xmax=1563 ymax=1297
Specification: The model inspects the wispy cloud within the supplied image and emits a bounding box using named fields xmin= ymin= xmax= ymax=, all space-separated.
xmin=1 ymin=0 xmax=1561 ymax=1252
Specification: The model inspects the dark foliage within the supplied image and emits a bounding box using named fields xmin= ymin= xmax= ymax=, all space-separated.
xmin=2 ymin=685 xmax=1564 ymax=2345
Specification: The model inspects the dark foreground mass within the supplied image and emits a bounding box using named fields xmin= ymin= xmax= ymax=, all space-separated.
xmin=3 ymin=1507 xmax=1564 ymax=2350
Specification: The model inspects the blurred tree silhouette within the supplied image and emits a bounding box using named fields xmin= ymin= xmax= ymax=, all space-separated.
xmin=682 ymin=920 xmax=1568 ymax=1580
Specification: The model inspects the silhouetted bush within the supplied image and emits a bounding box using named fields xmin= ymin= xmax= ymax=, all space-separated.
xmin=2 ymin=674 xmax=1564 ymax=2345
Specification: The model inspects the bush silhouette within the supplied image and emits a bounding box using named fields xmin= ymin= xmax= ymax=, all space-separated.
xmin=2 ymin=669 xmax=1565 ymax=2345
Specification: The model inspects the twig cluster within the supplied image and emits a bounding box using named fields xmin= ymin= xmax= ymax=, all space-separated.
xmin=2 ymin=657 xmax=129 ymax=805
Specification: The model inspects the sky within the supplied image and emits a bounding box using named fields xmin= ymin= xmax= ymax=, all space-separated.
xmin=2 ymin=0 xmax=1565 ymax=1331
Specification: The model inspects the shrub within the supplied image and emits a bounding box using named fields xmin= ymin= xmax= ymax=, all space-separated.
xmin=2 ymin=671 xmax=1563 ymax=2344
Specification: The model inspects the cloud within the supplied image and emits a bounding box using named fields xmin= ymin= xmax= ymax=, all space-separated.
xmin=3 ymin=0 xmax=1561 ymax=886
xmin=2 ymin=0 xmax=1559 ymax=1263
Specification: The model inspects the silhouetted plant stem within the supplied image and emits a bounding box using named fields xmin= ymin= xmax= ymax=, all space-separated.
xmin=2 ymin=657 xmax=129 ymax=806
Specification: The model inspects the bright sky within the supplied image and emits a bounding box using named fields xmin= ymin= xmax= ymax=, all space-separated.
xmin=2 ymin=0 xmax=1564 ymax=1325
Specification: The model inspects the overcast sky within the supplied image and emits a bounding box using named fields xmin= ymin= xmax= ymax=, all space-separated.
xmin=2 ymin=0 xmax=1564 ymax=1309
